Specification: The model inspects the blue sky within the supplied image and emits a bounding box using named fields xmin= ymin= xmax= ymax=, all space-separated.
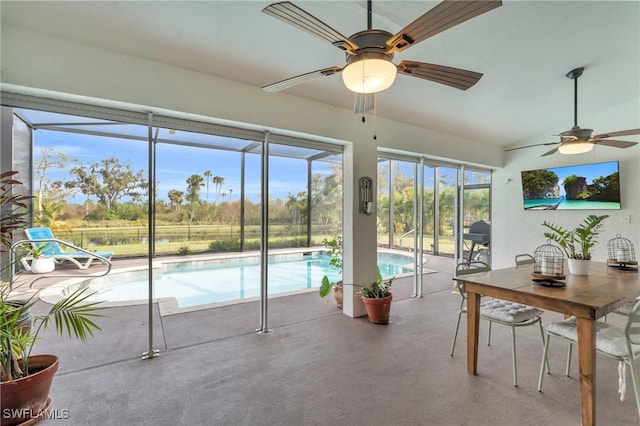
xmin=545 ymin=161 xmax=618 ymax=185
xmin=34 ymin=128 xmax=335 ymax=204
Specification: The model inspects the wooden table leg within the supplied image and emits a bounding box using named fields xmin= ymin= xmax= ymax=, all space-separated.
xmin=467 ymin=290 xmax=480 ymax=374
xmin=576 ymin=317 xmax=596 ymax=426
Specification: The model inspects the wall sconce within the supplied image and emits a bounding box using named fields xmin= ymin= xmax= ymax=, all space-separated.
xmin=359 ymin=176 xmax=374 ymax=215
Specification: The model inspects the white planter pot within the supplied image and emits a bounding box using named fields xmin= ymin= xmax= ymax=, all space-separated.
xmin=567 ymin=258 xmax=590 ymax=275
xmin=31 ymin=257 xmax=55 ymax=274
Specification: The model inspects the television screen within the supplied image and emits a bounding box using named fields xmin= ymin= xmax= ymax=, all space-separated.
xmin=521 ymin=161 xmax=620 ymax=210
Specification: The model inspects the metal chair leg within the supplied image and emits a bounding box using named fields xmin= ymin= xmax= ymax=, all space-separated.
xmin=627 ymin=358 xmax=640 ymax=421
xmin=487 ymin=321 xmax=493 ymax=346
xmin=450 ymin=310 xmax=464 ymax=356
xmin=565 ymin=343 xmax=572 ymax=377
xmin=538 ymin=333 xmax=551 ymax=392
xmin=538 ymin=321 xmax=550 ymax=374
xmin=511 ymin=324 xmax=518 ymax=387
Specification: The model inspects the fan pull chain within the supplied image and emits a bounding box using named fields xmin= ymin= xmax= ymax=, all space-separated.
xmin=373 ymin=94 xmax=377 ymax=140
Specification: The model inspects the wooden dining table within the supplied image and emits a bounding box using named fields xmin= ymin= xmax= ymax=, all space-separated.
xmin=455 ymin=261 xmax=640 ymax=426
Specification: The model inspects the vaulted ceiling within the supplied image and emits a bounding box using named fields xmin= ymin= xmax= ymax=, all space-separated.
xmin=2 ymin=1 xmax=639 ymax=149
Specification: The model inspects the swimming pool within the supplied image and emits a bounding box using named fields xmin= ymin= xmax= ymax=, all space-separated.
xmin=58 ymin=250 xmax=415 ymax=309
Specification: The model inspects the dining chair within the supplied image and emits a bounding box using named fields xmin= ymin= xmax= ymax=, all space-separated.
xmin=537 ymin=301 xmax=640 ymax=420
xmin=451 ymin=260 xmax=547 ymax=387
xmin=515 ymin=253 xmax=535 ymax=266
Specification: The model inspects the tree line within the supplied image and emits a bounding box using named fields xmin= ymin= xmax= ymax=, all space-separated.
xmin=33 ymin=148 xmax=342 ymax=228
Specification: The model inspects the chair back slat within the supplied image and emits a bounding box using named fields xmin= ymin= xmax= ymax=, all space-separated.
xmin=24 ymin=227 xmax=63 ymax=255
xmin=626 ymin=301 xmax=640 ymax=346
xmin=515 ymin=254 xmax=535 ymax=266
xmin=454 ymin=261 xmax=490 ymax=298
xmin=456 ymin=261 xmax=490 ymax=276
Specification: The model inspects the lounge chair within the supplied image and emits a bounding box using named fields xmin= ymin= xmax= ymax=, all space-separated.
xmin=21 ymin=227 xmax=113 ymax=270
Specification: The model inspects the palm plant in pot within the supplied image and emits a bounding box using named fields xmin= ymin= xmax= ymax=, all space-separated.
xmin=24 ymin=243 xmax=56 ymax=274
xmin=542 ymin=214 xmax=609 ymax=275
xmin=1 ymin=170 xmax=106 ymax=425
xmin=358 ymin=267 xmax=394 ymax=324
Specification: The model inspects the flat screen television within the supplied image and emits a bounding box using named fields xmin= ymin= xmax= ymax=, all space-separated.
xmin=521 ymin=161 xmax=620 ymax=210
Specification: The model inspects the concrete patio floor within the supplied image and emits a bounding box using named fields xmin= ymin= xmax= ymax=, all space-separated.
xmin=11 ymin=254 xmax=640 ymax=425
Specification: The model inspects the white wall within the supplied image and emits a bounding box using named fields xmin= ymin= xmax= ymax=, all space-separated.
xmin=493 ymin=99 xmax=640 ymax=269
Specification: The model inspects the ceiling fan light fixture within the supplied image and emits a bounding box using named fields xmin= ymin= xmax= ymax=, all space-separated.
xmin=342 ymin=53 xmax=397 ymax=94
xmin=558 ymin=141 xmax=594 ymax=154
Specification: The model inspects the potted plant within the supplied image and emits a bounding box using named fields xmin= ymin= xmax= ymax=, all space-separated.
xmin=542 ymin=214 xmax=609 ymax=275
xmin=24 ymin=244 xmax=55 ymax=274
xmin=1 ymin=170 xmax=106 ymax=425
xmin=358 ymin=266 xmax=394 ymax=324
xmin=319 ymin=237 xmax=343 ymax=308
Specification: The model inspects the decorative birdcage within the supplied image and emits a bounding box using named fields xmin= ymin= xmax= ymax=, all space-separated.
xmin=607 ymin=234 xmax=638 ymax=270
xmin=532 ymin=240 xmax=565 ymax=283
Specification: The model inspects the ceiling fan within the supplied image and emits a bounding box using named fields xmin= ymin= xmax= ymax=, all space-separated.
xmin=506 ymin=67 xmax=639 ymax=156
xmin=261 ymin=0 xmax=502 ymax=113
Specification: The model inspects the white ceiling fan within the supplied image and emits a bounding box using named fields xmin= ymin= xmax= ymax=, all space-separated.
xmin=506 ymin=67 xmax=639 ymax=156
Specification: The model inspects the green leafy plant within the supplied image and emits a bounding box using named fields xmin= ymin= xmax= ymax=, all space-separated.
xmin=1 ymin=287 xmax=106 ymax=381
xmin=319 ymin=237 xmax=342 ymax=298
xmin=358 ymin=266 xmax=393 ymax=299
xmin=24 ymin=243 xmax=50 ymax=259
xmin=0 ymin=171 xmax=31 ymax=252
xmin=1 ymin=171 xmax=106 ymax=382
xmin=542 ymin=214 xmax=609 ymax=260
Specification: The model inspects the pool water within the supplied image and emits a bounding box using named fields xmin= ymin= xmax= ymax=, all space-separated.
xmin=87 ymin=251 xmax=414 ymax=307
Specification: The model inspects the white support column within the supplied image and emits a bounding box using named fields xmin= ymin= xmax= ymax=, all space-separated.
xmin=342 ymin=137 xmax=378 ymax=318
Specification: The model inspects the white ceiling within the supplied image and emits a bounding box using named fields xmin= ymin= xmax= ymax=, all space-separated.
xmin=2 ymin=1 xmax=639 ymax=149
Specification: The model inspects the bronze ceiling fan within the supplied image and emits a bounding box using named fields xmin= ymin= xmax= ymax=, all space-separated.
xmin=261 ymin=0 xmax=502 ymax=113
xmin=506 ymin=67 xmax=639 ymax=156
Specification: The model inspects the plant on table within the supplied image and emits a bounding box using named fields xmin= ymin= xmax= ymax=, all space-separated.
xmin=541 ymin=214 xmax=609 ymax=260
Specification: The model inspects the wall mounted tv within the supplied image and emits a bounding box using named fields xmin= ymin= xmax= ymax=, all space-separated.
xmin=521 ymin=161 xmax=620 ymax=210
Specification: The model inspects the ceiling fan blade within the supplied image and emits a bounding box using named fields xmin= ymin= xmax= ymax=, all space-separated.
xmin=354 ymin=93 xmax=374 ymax=114
xmin=386 ymin=0 xmax=502 ymax=52
xmin=592 ymin=128 xmax=640 ymax=139
xmin=397 ymin=61 xmax=482 ymax=90
xmin=262 ymin=66 xmax=342 ymax=92
xmin=541 ymin=146 xmax=560 ymax=157
xmin=592 ymin=139 xmax=638 ymax=149
xmin=504 ymin=142 xmax=559 ymax=152
xmin=263 ymin=2 xmax=358 ymax=53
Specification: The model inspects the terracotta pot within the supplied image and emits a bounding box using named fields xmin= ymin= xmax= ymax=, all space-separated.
xmin=0 ymin=355 xmax=58 ymax=426
xmin=333 ymin=281 xmax=343 ymax=309
xmin=361 ymin=293 xmax=393 ymax=324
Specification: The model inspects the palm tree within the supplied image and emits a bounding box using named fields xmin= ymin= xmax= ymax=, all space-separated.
xmin=185 ymin=174 xmax=204 ymax=205
xmin=167 ymin=189 xmax=183 ymax=211
xmin=203 ymin=170 xmax=212 ymax=204
xmin=213 ymin=176 xmax=224 ymax=204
